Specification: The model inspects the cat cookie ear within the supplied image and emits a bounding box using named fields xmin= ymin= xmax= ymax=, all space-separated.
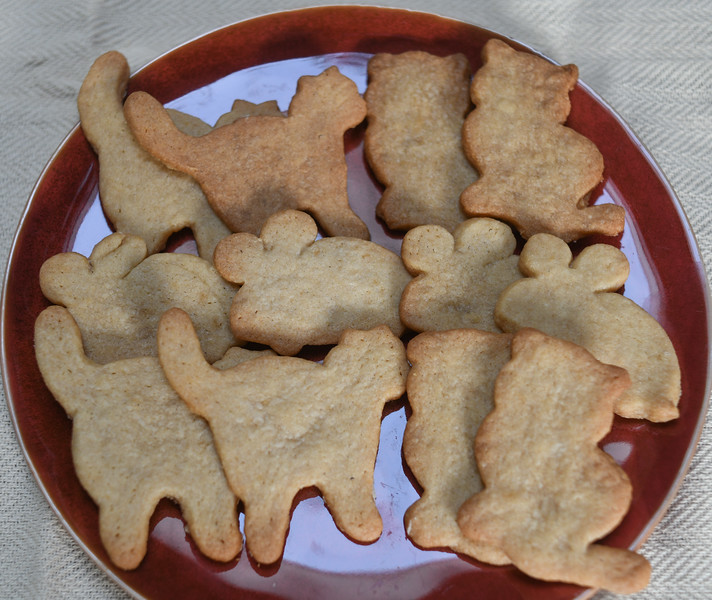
xmin=480 ymin=37 xmax=515 ymax=65
xmin=571 ymin=244 xmax=630 ymax=292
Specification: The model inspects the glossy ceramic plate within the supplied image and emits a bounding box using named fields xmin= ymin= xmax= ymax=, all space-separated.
xmin=2 ymin=6 xmax=710 ymax=600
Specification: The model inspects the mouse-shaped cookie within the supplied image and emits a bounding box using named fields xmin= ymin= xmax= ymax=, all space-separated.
xmin=39 ymin=233 xmax=238 ymax=363
xmin=495 ymin=233 xmax=681 ymax=422
xmin=213 ymin=210 xmax=411 ymax=356
xmin=399 ymin=218 xmax=521 ymax=333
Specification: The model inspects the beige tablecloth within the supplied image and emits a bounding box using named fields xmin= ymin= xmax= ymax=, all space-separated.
xmin=1 ymin=0 xmax=710 ymax=598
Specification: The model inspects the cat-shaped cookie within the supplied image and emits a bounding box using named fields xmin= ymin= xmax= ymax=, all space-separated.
xmin=124 ymin=66 xmax=369 ymax=239
xmin=157 ymin=308 xmax=408 ymax=564
xmin=403 ymin=328 xmax=511 ymax=565
xmin=364 ymin=51 xmax=475 ymax=231
xmin=77 ymin=51 xmax=231 ymax=260
xmin=33 ymin=306 xmax=266 ymax=569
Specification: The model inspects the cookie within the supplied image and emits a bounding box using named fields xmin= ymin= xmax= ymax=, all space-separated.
xmin=399 ymin=218 xmax=522 ymax=333
xmin=403 ymin=328 xmax=511 ymax=564
xmin=164 ymin=108 xmax=213 ymax=136
xmin=77 ymin=51 xmax=231 ymax=260
xmin=494 ymin=232 xmax=681 ymax=422
xmin=33 ymin=306 xmax=252 ymax=570
xmin=214 ymin=99 xmax=283 ymax=127
xmin=459 ymin=39 xmax=625 ymax=242
xmin=167 ymin=98 xmax=282 ymax=135
xmin=39 ymin=232 xmax=238 ymax=363
xmin=124 ymin=66 xmax=370 ymax=239
xmin=364 ymin=51 xmax=475 ymax=231
xmin=213 ymin=210 xmax=411 ymax=356
xmin=457 ymin=328 xmax=650 ymax=593
xmin=156 ymin=307 xmax=409 ymax=564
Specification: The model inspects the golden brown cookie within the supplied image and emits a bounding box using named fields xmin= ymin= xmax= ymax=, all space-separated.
xmin=213 ymin=99 xmax=283 ymax=127
xmin=77 ymin=51 xmax=231 ymax=260
xmin=34 ymin=306 xmax=247 ymax=570
xmin=364 ymin=51 xmax=475 ymax=231
xmin=124 ymin=66 xmax=369 ymax=239
xmin=399 ymin=218 xmax=521 ymax=333
xmin=403 ymin=328 xmax=511 ymax=564
xmin=494 ymin=233 xmax=681 ymax=422
xmin=459 ymin=39 xmax=625 ymax=242
xmin=39 ymin=233 xmax=238 ymax=363
xmin=457 ymin=328 xmax=650 ymax=593
xmin=167 ymin=98 xmax=282 ymax=134
xmin=164 ymin=108 xmax=213 ymax=136
xmin=213 ymin=210 xmax=411 ymax=356
xmin=157 ymin=308 xmax=409 ymax=564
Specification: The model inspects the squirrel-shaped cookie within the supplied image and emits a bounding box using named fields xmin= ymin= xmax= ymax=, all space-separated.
xmin=39 ymin=233 xmax=238 ymax=363
xmin=157 ymin=308 xmax=409 ymax=564
xmin=124 ymin=66 xmax=369 ymax=239
xmin=457 ymin=328 xmax=650 ymax=594
xmin=33 ymin=306 xmax=266 ymax=569
xmin=495 ymin=233 xmax=681 ymax=422
xmin=399 ymin=218 xmax=521 ymax=333
xmin=77 ymin=51 xmax=232 ymax=260
xmin=460 ymin=39 xmax=625 ymax=242
xmin=213 ymin=210 xmax=411 ymax=356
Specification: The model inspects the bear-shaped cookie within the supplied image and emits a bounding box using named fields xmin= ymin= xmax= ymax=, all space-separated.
xmin=459 ymin=39 xmax=625 ymax=242
xmin=494 ymin=233 xmax=681 ymax=422
xmin=457 ymin=328 xmax=650 ymax=594
xmin=364 ymin=51 xmax=475 ymax=232
xmin=77 ymin=51 xmax=231 ymax=260
xmin=39 ymin=233 xmax=238 ymax=363
xmin=403 ymin=328 xmax=511 ymax=565
xmin=213 ymin=210 xmax=411 ymax=356
xmin=399 ymin=218 xmax=521 ymax=333
xmin=156 ymin=308 xmax=409 ymax=565
xmin=124 ymin=66 xmax=369 ymax=240
xmin=33 ymin=306 xmax=271 ymax=569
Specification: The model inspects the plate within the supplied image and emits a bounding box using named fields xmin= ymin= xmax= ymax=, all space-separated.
xmin=2 ymin=6 xmax=710 ymax=599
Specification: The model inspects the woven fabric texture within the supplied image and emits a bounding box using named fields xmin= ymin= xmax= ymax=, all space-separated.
xmin=1 ymin=1 xmax=710 ymax=598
